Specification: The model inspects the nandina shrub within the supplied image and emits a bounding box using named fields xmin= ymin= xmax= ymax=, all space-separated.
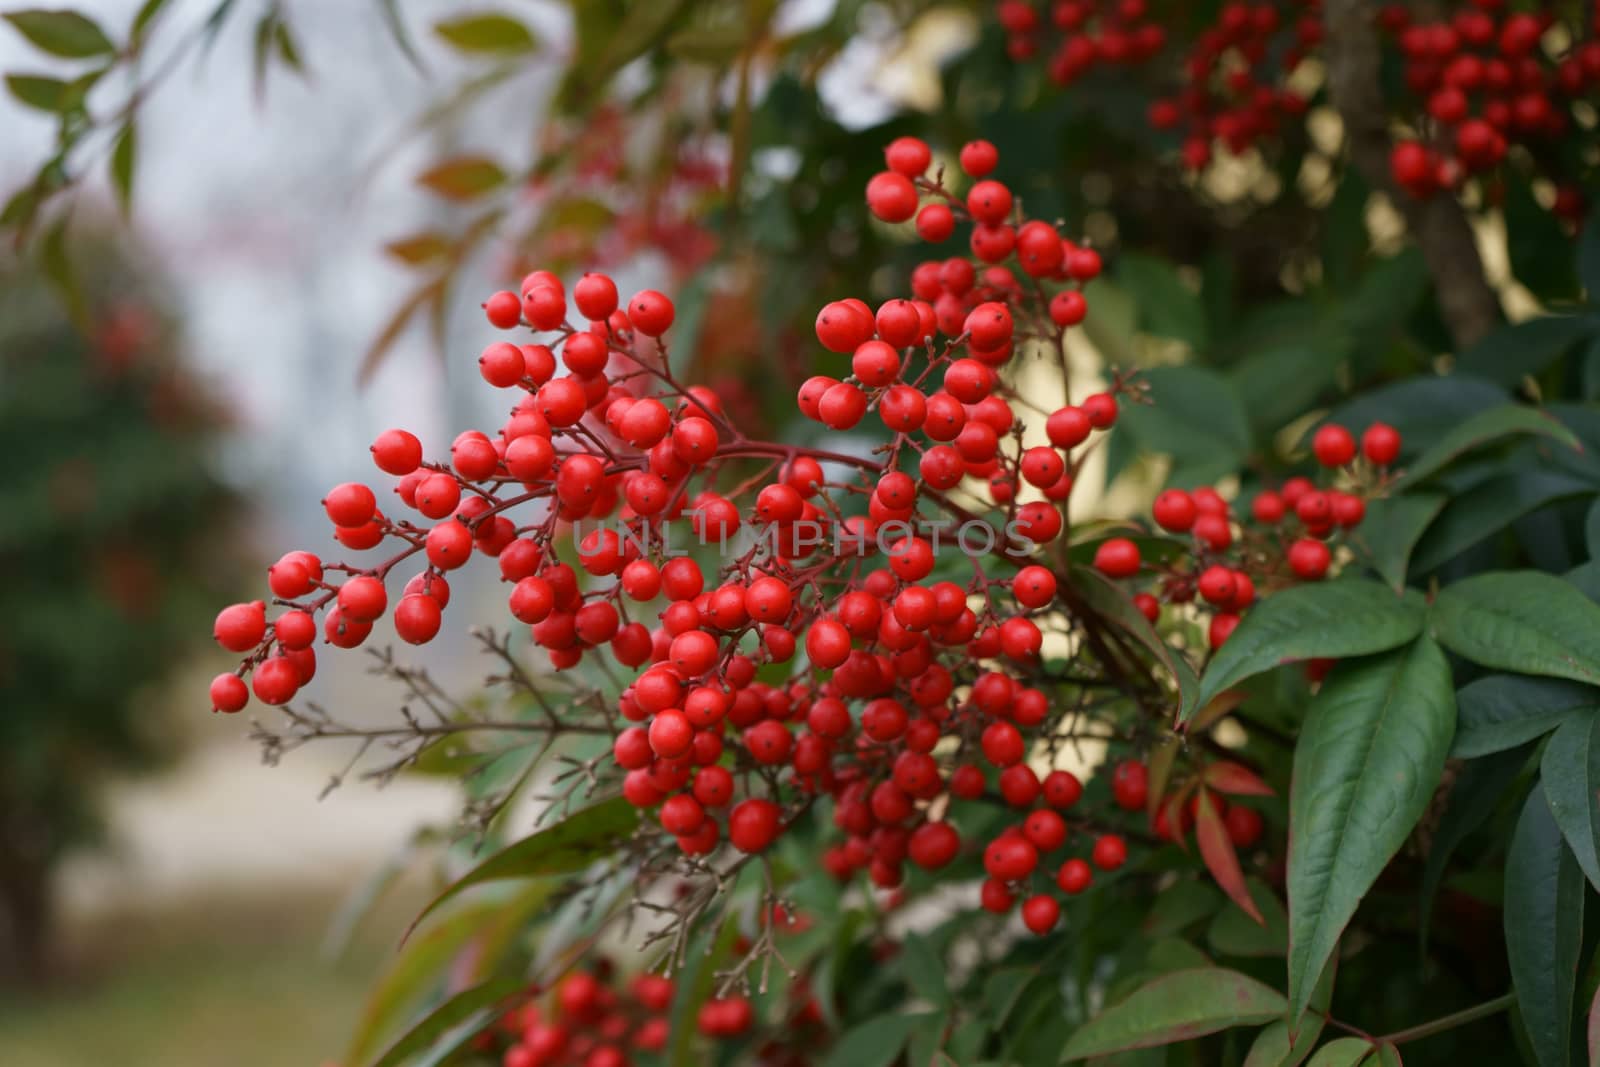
xmin=8 ymin=2 xmax=1600 ymax=1065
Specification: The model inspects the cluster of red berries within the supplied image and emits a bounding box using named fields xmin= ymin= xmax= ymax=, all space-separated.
xmin=208 ymin=137 xmax=1210 ymax=949
xmin=484 ymin=966 xmax=748 ymax=1067
xmin=1091 ymin=420 xmax=1400 ymax=651
xmin=997 ymin=0 xmax=1316 ymax=168
xmin=1383 ymin=3 xmax=1599 ymax=220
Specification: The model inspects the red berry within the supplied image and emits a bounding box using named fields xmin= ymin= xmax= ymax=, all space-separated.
xmin=866 ymin=171 xmax=919 ymax=223
xmin=251 ymin=656 xmax=300 ymax=706
xmin=1152 ymin=489 xmax=1197 ymax=532
xmin=1056 ymin=858 xmax=1092 ymax=894
xmin=1091 ymin=834 xmax=1128 ymax=871
xmin=573 ymin=273 xmax=619 ymax=320
xmin=728 ymin=798 xmax=782 ymax=853
xmin=1111 ymin=760 xmax=1148 ymax=811
xmin=1021 ymin=894 xmax=1060 ymax=934
xmin=960 ymin=140 xmax=999 ymax=177
xmin=371 ymin=429 xmax=423 ymax=475
xmin=1362 ymin=422 xmax=1402 ymax=465
xmin=1093 ymin=538 xmax=1141 ymax=578
xmin=1288 ymin=538 xmax=1331 ymax=580
xmin=1081 ymin=392 xmax=1117 ymax=428
xmin=1312 ymin=424 xmax=1357 ymax=467
xmin=210 ymin=673 xmax=248 ymax=713
xmin=323 ymin=482 xmax=376 ymax=528
xmin=885 ymin=136 xmax=932 ymax=176
xmin=628 ymin=290 xmax=675 ymax=336
xmin=214 ymin=600 xmax=267 ymax=652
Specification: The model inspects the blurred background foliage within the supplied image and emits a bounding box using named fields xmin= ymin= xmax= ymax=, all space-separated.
xmin=0 ymin=231 xmax=243 ymax=986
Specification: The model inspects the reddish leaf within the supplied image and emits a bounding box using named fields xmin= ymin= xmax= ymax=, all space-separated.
xmin=1146 ymin=732 xmax=1182 ymax=823
xmin=1204 ymin=760 xmax=1275 ymax=797
xmin=1196 ymin=789 xmax=1264 ymax=924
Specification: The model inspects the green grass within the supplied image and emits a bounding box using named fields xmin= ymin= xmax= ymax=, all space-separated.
xmin=0 ymin=887 xmax=413 ymax=1067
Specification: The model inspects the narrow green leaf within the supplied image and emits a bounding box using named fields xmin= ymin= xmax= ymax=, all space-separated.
xmin=1456 ymin=315 xmax=1597 ymax=387
xmin=822 ymin=1012 xmax=928 ymax=1067
xmin=416 ymin=155 xmax=506 ymax=201
xmin=1208 ymin=878 xmax=1289 ymax=958
xmin=366 ymin=978 xmax=522 ymax=1067
xmin=40 ymin=216 xmax=87 ymax=329
xmin=1586 ymin=498 xmax=1600 ymax=561
xmin=1430 ymin=571 xmax=1600 ymax=687
xmin=5 ymin=72 xmax=69 ymax=110
xmin=1505 ymin=786 xmax=1584 ymax=1067
xmin=1186 ymin=580 xmax=1426 ymax=722
xmin=1305 ymin=1038 xmax=1374 ymax=1067
xmin=433 ymin=13 xmax=537 ymax=53
xmin=131 ymin=0 xmax=169 ymax=42
xmin=1359 ymin=492 xmax=1447 ymax=592
xmin=1411 ymin=465 xmax=1597 ymax=575
xmin=109 ymin=119 xmax=135 ymax=216
xmin=1419 ymin=745 xmax=1532 ymax=944
xmin=384 ymin=231 xmax=453 ymax=265
xmin=3 ymin=8 xmax=114 ymax=57
xmin=898 ymin=933 xmax=951 ymax=1007
xmin=1452 ymin=674 xmax=1595 ymax=758
xmin=1542 ymin=714 xmax=1600 ymax=891
xmin=1287 ymin=639 xmax=1455 ymax=1024
xmin=1399 ymin=405 xmax=1582 ymax=486
xmin=377 ymin=0 xmax=424 ymax=69
xmin=1075 ymin=566 xmax=1199 ymax=714
xmin=1118 ymin=252 xmax=1208 ymax=349
xmin=406 ymin=798 xmax=636 ymax=938
xmin=345 ymin=889 xmax=546 ymax=1066
xmin=1059 ymin=968 xmax=1287 ymax=1061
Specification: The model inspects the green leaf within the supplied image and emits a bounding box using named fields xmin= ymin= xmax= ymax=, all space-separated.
xmin=131 ymin=0 xmax=169 ymax=42
xmin=1586 ymin=498 xmax=1600 ymax=560
xmin=1208 ymin=878 xmax=1289 ymax=958
xmin=1451 ymin=674 xmax=1595 ymax=758
xmin=1059 ymin=968 xmax=1287 ymax=1061
xmin=1588 ymin=984 xmax=1600 ymax=1067
xmin=822 ymin=1012 xmax=928 ymax=1067
xmin=1244 ymin=958 xmax=1334 ymax=1067
xmin=1430 ymin=571 xmax=1600 ymax=687
xmin=3 ymin=8 xmax=114 ymax=57
xmin=416 ymin=154 xmax=507 ymax=200
xmin=1366 ymin=1043 xmax=1403 ymax=1067
xmin=433 ymin=12 xmax=537 ymax=53
xmin=109 ymin=119 xmax=135 ymax=216
xmin=405 ymin=798 xmax=637 ymax=937
xmin=1542 ymin=714 xmax=1600 ymax=891
xmin=1456 ymin=315 xmax=1597 ymax=387
xmin=1305 ymin=1038 xmax=1374 ymax=1067
xmin=1358 ymin=492 xmax=1448 ymax=592
xmin=5 ymin=72 xmax=68 ymax=110
xmin=1419 ymin=745 xmax=1532 ymax=944
xmin=1505 ymin=786 xmax=1585 ymax=1067
xmin=40 ymin=215 xmax=87 ymax=329
xmin=1074 ymin=566 xmax=1199 ymax=715
xmin=898 ymin=933 xmax=951 ymax=1007
xmin=1185 ymin=580 xmax=1426 ymax=723
xmin=1410 ymin=465 xmax=1597 ymax=575
xmin=1119 ymin=366 xmax=1251 ymax=487
xmin=1399 ymin=405 xmax=1582 ymax=486
xmin=1118 ymin=252 xmax=1208 ymax=349
xmin=1286 ymin=639 xmax=1456 ymax=1025
xmin=366 ymin=979 xmax=522 ymax=1067
xmin=345 ymin=888 xmax=548 ymax=1066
